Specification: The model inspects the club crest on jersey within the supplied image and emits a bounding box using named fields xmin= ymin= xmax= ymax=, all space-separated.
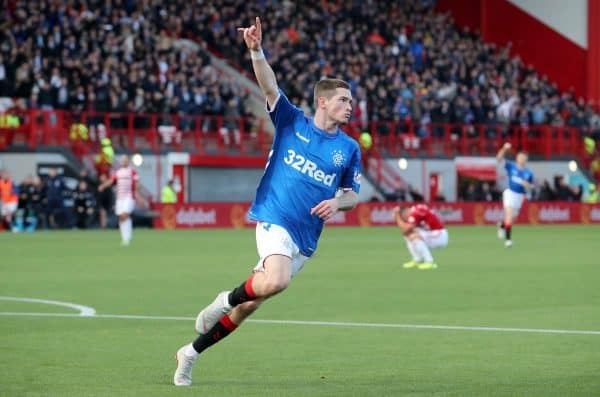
xmin=332 ymin=150 xmax=345 ymax=167
xmin=284 ymin=149 xmax=337 ymax=186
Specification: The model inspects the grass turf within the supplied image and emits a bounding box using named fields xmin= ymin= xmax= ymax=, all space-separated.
xmin=1 ymin=225 xmax=599 ymax=396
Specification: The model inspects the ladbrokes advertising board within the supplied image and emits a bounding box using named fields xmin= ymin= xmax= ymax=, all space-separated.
xmin=153 ymin=202 xmax=600 ymax=228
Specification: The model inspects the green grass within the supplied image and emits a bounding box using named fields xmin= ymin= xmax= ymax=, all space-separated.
xmin=1 ymin=225 xmax=599 ymax=396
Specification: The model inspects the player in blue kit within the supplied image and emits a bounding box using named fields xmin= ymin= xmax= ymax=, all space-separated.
xmin=496 ymin=142 xmax=534 ymax=247
xmin=174 ymin=17 xmax=362 ymax=386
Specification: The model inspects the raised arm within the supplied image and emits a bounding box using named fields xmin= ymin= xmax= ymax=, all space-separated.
xmin=496 ymin=142 xmax=511 ymax=162
xmin=392 ymin=207 xmax=414 ymax=235
xmin=238 ymin=17 xmax=279 ymax=108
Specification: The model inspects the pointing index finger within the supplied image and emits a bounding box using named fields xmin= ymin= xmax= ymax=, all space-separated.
xmin=256 ymin=16 xmax=261 ymax=32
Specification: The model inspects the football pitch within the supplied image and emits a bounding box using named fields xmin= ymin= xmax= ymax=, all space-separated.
xmin=1 ymin=225 xmax=599 ymax=397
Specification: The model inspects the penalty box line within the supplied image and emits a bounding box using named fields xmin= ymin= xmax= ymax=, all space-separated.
xmin=1 ymin=311 xmax=599 ymax=336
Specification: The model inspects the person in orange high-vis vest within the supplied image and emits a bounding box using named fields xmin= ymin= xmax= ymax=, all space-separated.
xmin=0 ymin=170 xmax=19 ymax=230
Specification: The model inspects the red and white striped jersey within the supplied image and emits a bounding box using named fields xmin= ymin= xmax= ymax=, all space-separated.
xmin=111 ymin=167 xmax=138 ymax=199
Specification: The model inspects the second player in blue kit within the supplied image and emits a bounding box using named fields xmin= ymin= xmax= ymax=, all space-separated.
xmin=496 ymin=142 xmax=535 ymax=247
xmin=174 ymin=16 xmax=361 ymax=386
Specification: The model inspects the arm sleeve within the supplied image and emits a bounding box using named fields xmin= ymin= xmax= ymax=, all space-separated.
xmin=340 ymin=146 xmax=362 ymax=193
xmin=266 ymin=89 xmax=303 ymax=131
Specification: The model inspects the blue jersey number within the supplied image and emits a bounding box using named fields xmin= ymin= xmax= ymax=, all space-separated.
xmin=262 ymin=223 xmax=272 ymax=231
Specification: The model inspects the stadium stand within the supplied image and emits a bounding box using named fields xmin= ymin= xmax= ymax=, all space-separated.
xmin=0 ymin=0 xmax=599 ymax=177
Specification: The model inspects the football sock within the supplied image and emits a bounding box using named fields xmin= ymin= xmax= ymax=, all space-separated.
xmin=406 ymin=238 xmax=423 ymax=262
xmin=192 ymin=314 xmax=238 ymax=354
xmin=229 ymin=275 xmax=257 ymax=306
xmin=413 ymin=239 xmax=434 ymax=263
xmin=118 ymin=220 xmax=126 ymax=242
xmin=504 ymin=222 xmax=512 ymax=240
xmin=123 ymin=218 xmax=132 ymax=242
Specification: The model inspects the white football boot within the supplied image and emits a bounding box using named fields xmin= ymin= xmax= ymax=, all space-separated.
xmin=505 ymin=240 xmax=513 ymax=248
xmin=195 ymin=291 xmax=232 ymax=334
xmin=174 ymin=345 xmax=196 ymax=386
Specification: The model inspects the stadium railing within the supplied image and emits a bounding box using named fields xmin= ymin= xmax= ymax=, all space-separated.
xmin=0 ymin=109 xmax=586 ymax=162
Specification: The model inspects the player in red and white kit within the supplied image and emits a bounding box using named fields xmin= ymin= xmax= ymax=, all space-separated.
xmin=393 ymin=204 xmax=448 ymax=270
xmin=98 ymin=155 xmax=138 ymax=245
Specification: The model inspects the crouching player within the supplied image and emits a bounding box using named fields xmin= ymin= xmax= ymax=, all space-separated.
xmin=393 ymin=204 xmax=448 ymax=270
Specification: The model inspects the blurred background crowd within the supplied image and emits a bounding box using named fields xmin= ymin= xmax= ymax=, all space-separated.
xmin=1 ymin=0 xmax=599 ymax=139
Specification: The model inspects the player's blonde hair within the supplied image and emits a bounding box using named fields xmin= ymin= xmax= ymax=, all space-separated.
xmin=313 ymin=78 xmax=350 ymax=107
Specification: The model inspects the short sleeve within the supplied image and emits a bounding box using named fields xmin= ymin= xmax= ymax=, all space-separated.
xmin=267 ymin=89 xmax=303 ymax=130
xmin=340 ymin=146 xmax=362 ymax=193
xmin=504 ymin=160 xmax=514 ymax=173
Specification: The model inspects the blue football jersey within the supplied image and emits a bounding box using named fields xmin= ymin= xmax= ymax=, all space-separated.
xmin=505 ymin=160 xmax=534 ymax=194
xmin=248 ymin=90 xmax=362 ymax=256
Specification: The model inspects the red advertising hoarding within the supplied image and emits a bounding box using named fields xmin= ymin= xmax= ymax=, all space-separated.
xmin=153 ymin=202 xmax=600 ymax=229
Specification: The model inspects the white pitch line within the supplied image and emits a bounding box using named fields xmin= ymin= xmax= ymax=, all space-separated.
xmin=0 ymin=296 xmax=96 ymax=316
xmin=1 ymin=311 xmax=599 ymax=336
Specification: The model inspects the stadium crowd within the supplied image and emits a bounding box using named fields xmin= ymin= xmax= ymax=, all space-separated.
xmin=0 ymin=0 xmax=251 ymax=127
xmin=191 ymin=0 xmax=600 ymax=140
xmin=1 ymin=0 xmax=599 ymax=139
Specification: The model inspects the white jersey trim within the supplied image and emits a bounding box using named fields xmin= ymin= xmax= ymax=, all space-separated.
xmin=265 ymin=93 xmax=281 ymax=113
